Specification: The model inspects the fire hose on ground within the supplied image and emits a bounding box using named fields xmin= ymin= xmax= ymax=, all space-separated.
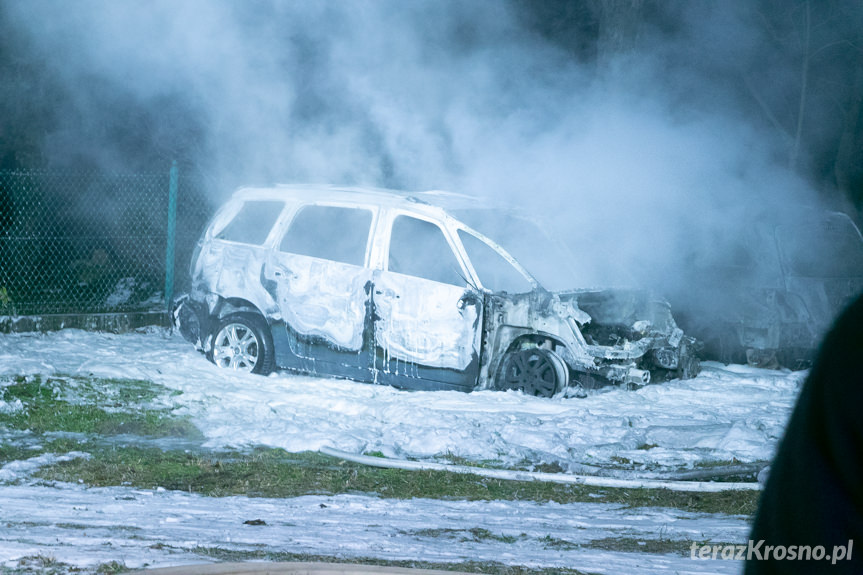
xmin=319 ymin=446 xmax=764 ymax=493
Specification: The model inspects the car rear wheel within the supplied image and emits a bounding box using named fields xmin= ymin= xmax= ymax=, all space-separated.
xmin=208 ymin=313 xmax=275 ymax=375
xmin=496 ymin=348 xmax=568 ymax=397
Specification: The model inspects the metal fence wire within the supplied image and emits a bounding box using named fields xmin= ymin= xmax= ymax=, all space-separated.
xmin=0 ymin=165 xmax=211 ymax=316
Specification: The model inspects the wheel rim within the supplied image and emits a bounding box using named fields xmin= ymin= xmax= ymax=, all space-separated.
xmin=500 ymin=349 xmax=566 ymax=397
xmin=212 ymin=322 xmax=260 ymax=371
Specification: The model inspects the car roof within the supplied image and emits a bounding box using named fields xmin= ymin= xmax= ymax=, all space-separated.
xmin=230 ymin=184 xmax=493 ymax=214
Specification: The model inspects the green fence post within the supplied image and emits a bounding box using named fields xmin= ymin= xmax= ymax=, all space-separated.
xmin=164 ymin=161 xmax=179 ymax=310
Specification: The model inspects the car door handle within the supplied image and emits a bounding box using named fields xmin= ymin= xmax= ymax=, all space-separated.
xmin=274 ymin=266 xmax=293 ymax=277
xmin=458 ymin=292 xmax=481 ymax=309
xmin=375 ymin=288 xmax=399 ymax=299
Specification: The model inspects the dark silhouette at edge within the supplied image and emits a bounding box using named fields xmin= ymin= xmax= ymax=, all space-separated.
xmin=746 ymin=292 xmax=863 ymax=573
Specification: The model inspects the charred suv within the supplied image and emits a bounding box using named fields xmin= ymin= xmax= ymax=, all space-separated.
xmin=175 ymin=185 xmax=699 ymax=397
xmin=671 ymin=210 xmax=863 ymax=369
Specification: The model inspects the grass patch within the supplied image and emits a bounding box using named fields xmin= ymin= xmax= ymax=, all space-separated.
xmin=151 ymin=546 xmax=595 ymax=575
xmin=2 ymin=555 xmax=125 ymax=574
xmin=582 ymin=536 xmax=744 ymax=556
xmin=0 ymin=436 xmax=105 ymax=467
xmin=409 ymin=527 xmax=521 ymax=544
xmin=0 ymin=442 xmax=42 ymax=465
xmin=0 ymin=375 xmax=201 ymax=440
xmin=541 ymin=535 xmax=746 ymax=556
xmin=583 ymin=536 xmax=697 ymax=555
xmin=464 ymin=528 xmax=520 ymax=544
xmin=436 ymin=453 xmax=567 ymax=474
xmin=540 ymin=535 xmax=579 ymax=550
xmin=435 ymin=452 xmax=518 ymax=470
xmin=33 ymin=446 xmax=760 ymax=515
xmin=690 ymin=458 xmax=754 ymax=470
xmin=3 ymin=372 xmax=759 ymax=517
xmin=532 ymin=461 xmax=566 ymax=473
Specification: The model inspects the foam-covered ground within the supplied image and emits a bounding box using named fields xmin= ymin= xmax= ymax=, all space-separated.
xmin=0 ymin=329 xmax=802 ymax=573
xmin=0 ymin=329 xmax=802 ymax=471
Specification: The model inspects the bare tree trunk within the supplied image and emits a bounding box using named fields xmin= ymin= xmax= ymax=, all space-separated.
xmin=790 ymin=0 xmax=811 ymax=170
xmin=591 ymin=0 xmax=645 ymax=64
xmin=834 ymin=57 xmax=863 ymax=207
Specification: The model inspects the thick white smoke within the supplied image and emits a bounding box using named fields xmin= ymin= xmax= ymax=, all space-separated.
xmin=3 ymin=0 xmax=833 ymax=297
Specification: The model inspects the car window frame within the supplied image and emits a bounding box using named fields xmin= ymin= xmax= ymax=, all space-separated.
xmin=274 ymin=201 xmax=379 ymax=268
xmin=454 ymin=225 xmax=537 ymax=293
xmin=207 ymin=199 xmax=291 ymax=248
xmin=376 ymin=208 xmax=473 ymax=287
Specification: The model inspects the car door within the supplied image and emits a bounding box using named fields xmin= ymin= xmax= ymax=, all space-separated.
xmin=267 ymin=203 xmax=376 ymax=381
xmin=372 ymin=213 xmax=483 ymax=390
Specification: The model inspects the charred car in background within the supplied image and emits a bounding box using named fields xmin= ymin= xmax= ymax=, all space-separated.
xmin=175 ymin=185 xmax=699 ymax=397
xmin=671 ymin=211 xmax=863 ymax=369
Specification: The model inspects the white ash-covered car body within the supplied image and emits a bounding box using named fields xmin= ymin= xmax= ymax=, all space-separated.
xmin=175 ymin=185 xmax=699 ymax=396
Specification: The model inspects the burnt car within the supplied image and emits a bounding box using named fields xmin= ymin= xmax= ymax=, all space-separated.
xmin=174 ymin=185 xmax=699 ymax=396
xmin=670 ymin=210 xmax=863 ymax=369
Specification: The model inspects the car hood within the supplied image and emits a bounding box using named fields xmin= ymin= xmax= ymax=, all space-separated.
xmin=489 ymin=287 xmax=686 ymax=362
xmin=555 ymin=288 xmax=677 ymax=331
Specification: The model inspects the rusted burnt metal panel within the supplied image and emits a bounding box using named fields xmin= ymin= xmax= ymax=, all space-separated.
xmin=482 ymin=287 xmax=693 ymax=387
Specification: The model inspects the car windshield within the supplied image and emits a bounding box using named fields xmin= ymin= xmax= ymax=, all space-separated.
xmin=451 ymin=209 xmax=580 ymax=291
xmin=775 ymin=216 xmax=863 ymax=278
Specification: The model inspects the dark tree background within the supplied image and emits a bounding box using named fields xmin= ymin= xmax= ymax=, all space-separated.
xmin=521 ymin=0 xmax=863 ymax=213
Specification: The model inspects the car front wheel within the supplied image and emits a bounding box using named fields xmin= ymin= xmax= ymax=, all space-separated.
xmin=208 ymin=313 xmax=275 ymax=375
xmin=496 ymin=348 xmax=568 ymax=398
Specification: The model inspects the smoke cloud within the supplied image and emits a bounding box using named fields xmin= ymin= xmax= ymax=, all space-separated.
xmin=1 ymin=1 xmax=850 ymax=306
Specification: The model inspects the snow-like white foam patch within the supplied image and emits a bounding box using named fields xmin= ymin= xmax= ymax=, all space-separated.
xmin=0 ymin=483 xmax=750 ymax=574
xmin=0 ymin=452 xmax=90 ymax=483
xmin=0 ymin=330 xmax=804 ymax=469
xmin=0 ymin=398 xmax=23 ymax=414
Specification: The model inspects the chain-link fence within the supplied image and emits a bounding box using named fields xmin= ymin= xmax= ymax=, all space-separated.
xmin=0 ymin=165 xmax=211 ymax=316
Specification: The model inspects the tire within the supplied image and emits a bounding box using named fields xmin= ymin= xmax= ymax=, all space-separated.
xmin=675 ymin=338 xmax=701 ymax=380
xmin=496 ymin=348 xmax=568 ymax=398
xmin=207 ymin=312 xmax=275 ymax=375
xmin=677 ymin=354 xmax=701 ymax=379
